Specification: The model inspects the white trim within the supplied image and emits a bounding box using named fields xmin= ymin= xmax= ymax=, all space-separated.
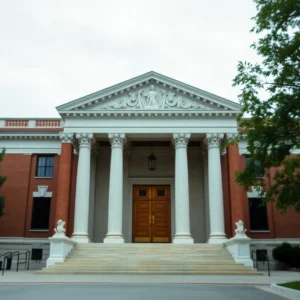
xmin=0 ymin=139 xmax=61 ymax=154
xmin=62 ymin=116 xmax=238 ymax=135
xmin=57 ymin=71 xmax=241 ymax=112
xmin=127 ymin=177 xmax=175 ymax=243
xmin=32 ymin=185 xmax=52 ymax=198
xmin=247 ymin=186 xmax=264 ymax=198
xmin=61 ymin=111 xmax=240 ymax=118
xmin=0 ymin=237 xmax=50 ymax=244
xmin=0 ymin=133 xmax=59 ymax=139
xmin=250 ymin=238 xmax=300 ymax=245
xmin=1 ymin=149 xmax=60 ymax=154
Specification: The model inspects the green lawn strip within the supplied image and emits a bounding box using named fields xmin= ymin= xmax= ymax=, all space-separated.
xmin=278 ymin=281 xmax=300 ymax=291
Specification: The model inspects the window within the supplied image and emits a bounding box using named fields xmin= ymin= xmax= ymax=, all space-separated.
xmin=30 ymin=197 xmax=51 ymax=230
xmin=248 ymin=197 xmax=269 ymax=231
xmin=138 ymin=189 xmax=147 ymax=196
xmin=36 ymin=156 xmax=54 ymax=177
xmin=245 ymin=157 xmax=264 ymax=178
xmin=157 ymin=189 xmax=165 ymax=196
xmin=31 ymin=249 xmax=43 ymax=261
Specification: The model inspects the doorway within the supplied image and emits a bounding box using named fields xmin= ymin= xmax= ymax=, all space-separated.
xmin=132 ymin=185 xmax=171 ymax=243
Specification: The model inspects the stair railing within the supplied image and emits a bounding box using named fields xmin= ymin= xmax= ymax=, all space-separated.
xmin=251 ymin=250 xmax=270 ymax=276
xmin=0 ymin=252 xmax=12 ymax=272
xmin=2 ymin=251 xmax=31 ymax=275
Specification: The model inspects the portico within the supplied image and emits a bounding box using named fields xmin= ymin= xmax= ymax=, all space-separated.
xmin=55 ymin=71 xmax=241 ymax=245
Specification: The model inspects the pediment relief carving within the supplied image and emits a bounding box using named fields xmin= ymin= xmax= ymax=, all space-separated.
xmin=74 ymin=84 xmax=231 ymax=111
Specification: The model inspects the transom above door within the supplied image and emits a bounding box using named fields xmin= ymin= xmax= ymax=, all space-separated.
xmin=132 ymin=185 xmax=171 ymax=243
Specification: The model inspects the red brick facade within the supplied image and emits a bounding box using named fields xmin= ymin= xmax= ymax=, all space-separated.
xmin=1 ymin=143 xmax=299 ymax=240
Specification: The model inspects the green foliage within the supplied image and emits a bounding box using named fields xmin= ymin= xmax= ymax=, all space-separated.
xmin=0 ymin=148 xmax=7 ymax=217
xmin=233 ymin=0 xmax=300 ymax=211
xmin=273 ymin=242 xmax=300 ymax=268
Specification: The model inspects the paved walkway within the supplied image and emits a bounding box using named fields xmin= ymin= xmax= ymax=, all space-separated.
xmin=0 ymin=283 xmax=293 ymax=300
xmin=0 ymin=270 xmax=299 ymax=285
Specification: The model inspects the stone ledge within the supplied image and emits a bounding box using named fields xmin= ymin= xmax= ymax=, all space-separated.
xmin=270 ymin=283 xmax=300 ymax=298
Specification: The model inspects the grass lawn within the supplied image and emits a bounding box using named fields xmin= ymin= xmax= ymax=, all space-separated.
xmin=278 ymin=281 xmax=300 ymax=291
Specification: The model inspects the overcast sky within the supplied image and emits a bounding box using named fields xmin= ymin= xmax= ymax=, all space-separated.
xmin=0 ymin=0 xmax=258 ymax=118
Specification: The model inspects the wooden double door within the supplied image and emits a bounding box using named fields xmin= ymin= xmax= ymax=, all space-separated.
xmin=132 ymin=185 xmax=171 ymax=243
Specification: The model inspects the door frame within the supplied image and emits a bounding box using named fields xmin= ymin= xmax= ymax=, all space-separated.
xmin=128 ymin=178 xmax=175 ymax=243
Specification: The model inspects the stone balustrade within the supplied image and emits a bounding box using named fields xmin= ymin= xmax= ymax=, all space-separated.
xmin=1 ymin=119 xmax=63 ymax=128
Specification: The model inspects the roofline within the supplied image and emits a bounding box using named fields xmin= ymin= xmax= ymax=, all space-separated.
xmin=0 ymin=117 xmax=62 ymax=120
xmin=56 ymin=71 xmax=241 ymax=111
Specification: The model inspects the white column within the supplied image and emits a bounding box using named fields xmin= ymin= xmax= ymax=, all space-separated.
xmin=206 ymin=133 xmax=227 ymax=244
xmin=201 ymin=146 xmax=210 ymax=241
xmin=104 ymin=133 xmax=125 ymax=243
xmin=172 ymin=133 xmax=194 ymax=244
xmin=88 ymin=149 xmax=97 ymax=241
xmin=72 ymin=133 xmax=94 ymax=243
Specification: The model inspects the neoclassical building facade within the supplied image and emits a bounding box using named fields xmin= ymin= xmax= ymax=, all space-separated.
xmin=0 ymin=72 xmax=299 ymax=268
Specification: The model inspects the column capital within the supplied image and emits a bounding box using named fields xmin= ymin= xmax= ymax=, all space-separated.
xmin=76 ymin=133 xmax=95 ymax=148
xmin=108 ymin=133 xmax=126 ymax=148
xmin=205 ymin=133 xmax=224 ymax=148
xmin=60 ymin=133 xmax=74 ymax=143
xmin=172 ymin=133 xmax=191 ymax=148
xmin=226 ymin=133 xmax=239 ymax=143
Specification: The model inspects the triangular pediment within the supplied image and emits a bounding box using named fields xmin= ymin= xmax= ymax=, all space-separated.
xmin=57 ymin=72 xmax=241 ymax=115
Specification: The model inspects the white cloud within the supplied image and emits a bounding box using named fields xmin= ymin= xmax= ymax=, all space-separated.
xmin=0 ymin=0 xmax=258 ymax=117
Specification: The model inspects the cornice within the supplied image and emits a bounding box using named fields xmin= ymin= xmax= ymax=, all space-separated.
xmin=56 ymin=71 xmax=241 ymax=112
xmin=60 ymin=110 xmax=240 ymax=118
xmin=0 ymin=133 xmax=60 ymax=140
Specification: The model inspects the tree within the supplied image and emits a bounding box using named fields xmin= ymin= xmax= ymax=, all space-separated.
xmin=0 ymin=148 xmax=6 ymax=216
xmin=233 ymin=0 xmax=300 ymax=211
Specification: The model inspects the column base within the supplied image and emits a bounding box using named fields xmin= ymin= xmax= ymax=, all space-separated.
xmin=104 ymin=234 xmax=124 ymax=244
xmin=173 ymin=235 xmax=194 ymax=244
xmin=71 ymin=234 xmax=90 ymax=243
xmin=207 ymin=234 xmax=228 ymax=244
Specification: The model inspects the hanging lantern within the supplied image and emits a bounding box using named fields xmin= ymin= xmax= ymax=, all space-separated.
xmin=148 ymin=152 xmax=156 ymax=171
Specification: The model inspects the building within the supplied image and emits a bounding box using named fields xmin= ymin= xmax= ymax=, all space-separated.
xmin=0 ymin=72 xmax=299 ymax=270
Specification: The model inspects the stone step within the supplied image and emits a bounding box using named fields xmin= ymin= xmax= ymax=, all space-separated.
xmin=54 ymin=259 xmax=241 ymax=264
xmin=70 ymin=249 xmax=224 ymax=255
xmin=39 ymin=270 xmax=262 ymax=275
xmin=48 ymin=265 xmax=249 ymax=270
xmin=65 ymin=257 xmax=234 ymax=264
xmin=40 ymin=243 xmax=259 ymax=275
xmin=72 ymin=247 xmax=227 ymax=250
xmin=70 ymin=252 xmax=230 ymax=259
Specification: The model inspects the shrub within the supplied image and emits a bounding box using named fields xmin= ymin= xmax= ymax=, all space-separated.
xmin=273 ymin=243 xmax=300 ymax=268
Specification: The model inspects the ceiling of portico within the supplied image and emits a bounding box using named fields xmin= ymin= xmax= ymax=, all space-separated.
xmin=57 ymin=71 xmax=241 ymax=117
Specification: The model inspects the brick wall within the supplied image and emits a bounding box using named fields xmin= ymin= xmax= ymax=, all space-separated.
xmin=0 ymin=154 xmax=32 ymax=236
xmin=229 ymin=153 xmax=300 ymax=239
xmin=221 ymin=155 xmax=232 ymax=238
xmin=67 ymin=154 xmax=78 ymax=237
xmin=0 ymin=154 xmax=59 ymax=238
xmin=1 ymin=149 xmax=299 ymax=241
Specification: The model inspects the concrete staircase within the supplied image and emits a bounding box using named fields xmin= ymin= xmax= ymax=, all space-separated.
xmin=39 ymin=243 xmax=261 ymax=275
